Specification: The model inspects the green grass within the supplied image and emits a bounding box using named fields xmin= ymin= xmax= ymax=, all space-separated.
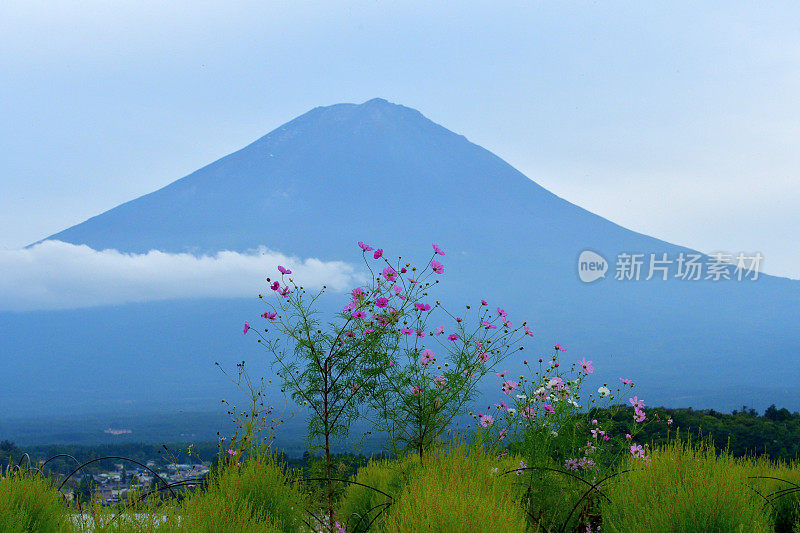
xmin=4 ymin=439 xmax=800 ymax=532
xmin=600 ymin=439 xmax=780 ymax=533
xmin=0 ymin=470 xmax=72 ymax=533
xmin=180 ymin=448 xmax=307 ymax=532
xmin=378 ymin=444 xmax=529 ymax=533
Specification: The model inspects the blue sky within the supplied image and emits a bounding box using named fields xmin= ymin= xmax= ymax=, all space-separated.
xmin=1 ymin=1 xmax=798 ymax=278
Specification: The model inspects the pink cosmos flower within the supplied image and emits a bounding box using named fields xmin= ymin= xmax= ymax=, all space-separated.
xmin=345 ymin=331 xmax=355 ymax=337
xmin=416 ymin=330 xmax=426 ymax=338
xmin=478 ymin=413 xmax=495 ymax=428
xmin=456 ymin=317 xmax=463 ymax=322
xmin=523 ymin=326 xmax=534 ymax=337
xmin=501 ymin=380 xmax=519 ymax=395
xmin=482 ymin=321 xmax=497 ymax=329
xmin=625 ymin=433 xmax=632 ymax=439
xmin=430 ymin=260 xmax=444 ymax=274
xmin=227 ymin=449 xmax=238 ymax=456
xmin=495 ymin=399 xmax=508 ymax=410
xmin=592 ymin=419 xmax=598 ymax=425
xmin=543 ymin=403 xmax=555 ymax=415
xmin=411 ymin=385 xmax=421 ymax=396
xmin=400 ymin=267 xmax=407 ymax=273
xmin=521 ymin=406 xmax=537 ymax=419
xmin=435 ymin=325 xmax=445 ymax=335
xmin=554 ymin=343 xmax=562 ymax=351
xmin=620 ymin=378 xmax=633 ymax=385
xmin=448 ymin=333 xmax=459 ymax=341
xmin=270 ymin=281 xmax=280 ymax=291
xmin=352 ymin=287 xmax=366 ymax=299
xmin=432 ymin=243 xmax=445 ymax=255
xmin=277 ymin=265 xmax=291 ymax=275
xmin=481 ymin=299 xmax=488 ymax=306
xmin=408 ymin=278 xmax=417 ymax=284
xmin=262 ymin=311 xmax=277 ymax=320
xmin=497 ymin=307 xmax=507 ymax=317
xmin=358 ymin=241 xmax=373 ymax=252
xmin=634 ymin=408 xmax=646 ymax=423
xmin=419 ymin=348 xmax=435 ymax=367
xmin=496 ymin=370 xmax=508 ymax=378
xmin=342 ymin=300 xmax=356 ymax=312
xmin=515 ymin=460 xmax=527 ymax=475
xmin=478 ymin=350 xmax=489 ymax=363
xmin=577 ymin=358 xmax=594 ymax=374
xmin=415 ymin=302 xmax=431 ymax=311
xmin=351 ymin=310 xmax=367 ymax=319
xmin=363 ymin=328 xmax=375 ymax=335
xmin=503 ymin=319 xmax=512 ymax=328
xmin=373 ymin=249 xmax=383 ymax=259
xmin=388 ymin=361 xmax=395 ymax=367
xmin=375 ymin=297 xmax=389 ymax=308
xmin=243 ymin=321 xmax=250 ymax=335
xmin=434 ymin=375 xmax=447 ymax=388
xmin=382 ymin=267 xmax=397 ymax=281
xmin=335 ymin=521 xmax=346 ymax=533
xmin=498 ymin=428 xmax=508 ymax=441
xmin=629 ymin=396 xmax=645 ymax=408
xmin=400 ymin=327 xmax=414 ymax=335
xmin=279 ymin=286 xmax=291 ymax=298
xmin=630 ymin=444 xmax=646 ymax=459
xmin=667 ymin=417 xmax=673 ymax=426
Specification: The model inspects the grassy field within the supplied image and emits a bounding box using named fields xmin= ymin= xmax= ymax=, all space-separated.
xmin=2 ymin=438 xmax=799 ymax=533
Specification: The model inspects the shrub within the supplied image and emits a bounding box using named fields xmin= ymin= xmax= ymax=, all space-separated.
xmin=601 ymin=439 xmax=773 ymax=533
xmin=380 ymin=444 xmax=528 ymax=533
xmin=181 ymin=449 xmax=306 ymax=532
xmin=0 ymin=470 xmax=71 ymax=533
xmin=339 ymin=454 xmax=420 ymax=532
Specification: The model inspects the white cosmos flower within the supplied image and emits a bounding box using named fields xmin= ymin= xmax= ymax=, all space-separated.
xmin=568 ymin=399 xmax=580 ymax=408
xmin=550 ymin=430 xmax=559 ymax=437
xmin=507 ymin=408 xmax=517 ymax=415
xmin=516 ymin=394 xmax=527 ymax=400
xmin=598 ymin=386 xmax=611 ymax=397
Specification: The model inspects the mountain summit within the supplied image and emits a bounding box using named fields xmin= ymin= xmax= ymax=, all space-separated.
xmin=6 ymin=99 xmax=799 ymax=421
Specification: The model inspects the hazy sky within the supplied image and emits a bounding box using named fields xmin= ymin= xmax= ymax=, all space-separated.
xmin=2 ymin=1 xmax=798 ymax=278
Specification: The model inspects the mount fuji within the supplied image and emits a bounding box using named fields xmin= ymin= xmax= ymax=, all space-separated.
xmin=2 ymin=98 xmax=798 ymax=443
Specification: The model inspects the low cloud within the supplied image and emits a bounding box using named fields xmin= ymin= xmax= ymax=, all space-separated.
xmin=0 ymin=240 xmax=359 ymax=311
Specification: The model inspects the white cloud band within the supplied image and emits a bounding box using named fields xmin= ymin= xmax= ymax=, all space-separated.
xmin=0 ymin=240 xmax=358 ymax=311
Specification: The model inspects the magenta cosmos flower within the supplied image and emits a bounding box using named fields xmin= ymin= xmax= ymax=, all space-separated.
xmin=447 ymin=333 xmax=459 ymax=341
xmin=373 ymin=249 xmax=383 ymax=259
xmin=543 ymin=403 xmax=555 ymax=414
xmin=261 ymin=311 xmax=277 ymax=320
xmin=351 ymin=310 xmax=367 ymax=319
xmin=375 ymin=297 xmax=389 ymax=308
xmin=243 ymin=321 xmax=250 ymax=335
xmin=277 ymin=265 xmax=291 ymax=275
xmin=382 ymin=266 xmax=398 ymax=281
xmin=400 ymin=327 xmax=414 ymax=335
xmin=577 ymin=358 xmax=594 ymax=374
xmin=415 ymin=302 xmax=431 ymax=311
xmin=358 ymin=241 xmax=373 ymax=252
xmin=432 ymin=243 xmax=445 ymax=255
xmin=430 ymin=260 xmax=444 ymax=274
